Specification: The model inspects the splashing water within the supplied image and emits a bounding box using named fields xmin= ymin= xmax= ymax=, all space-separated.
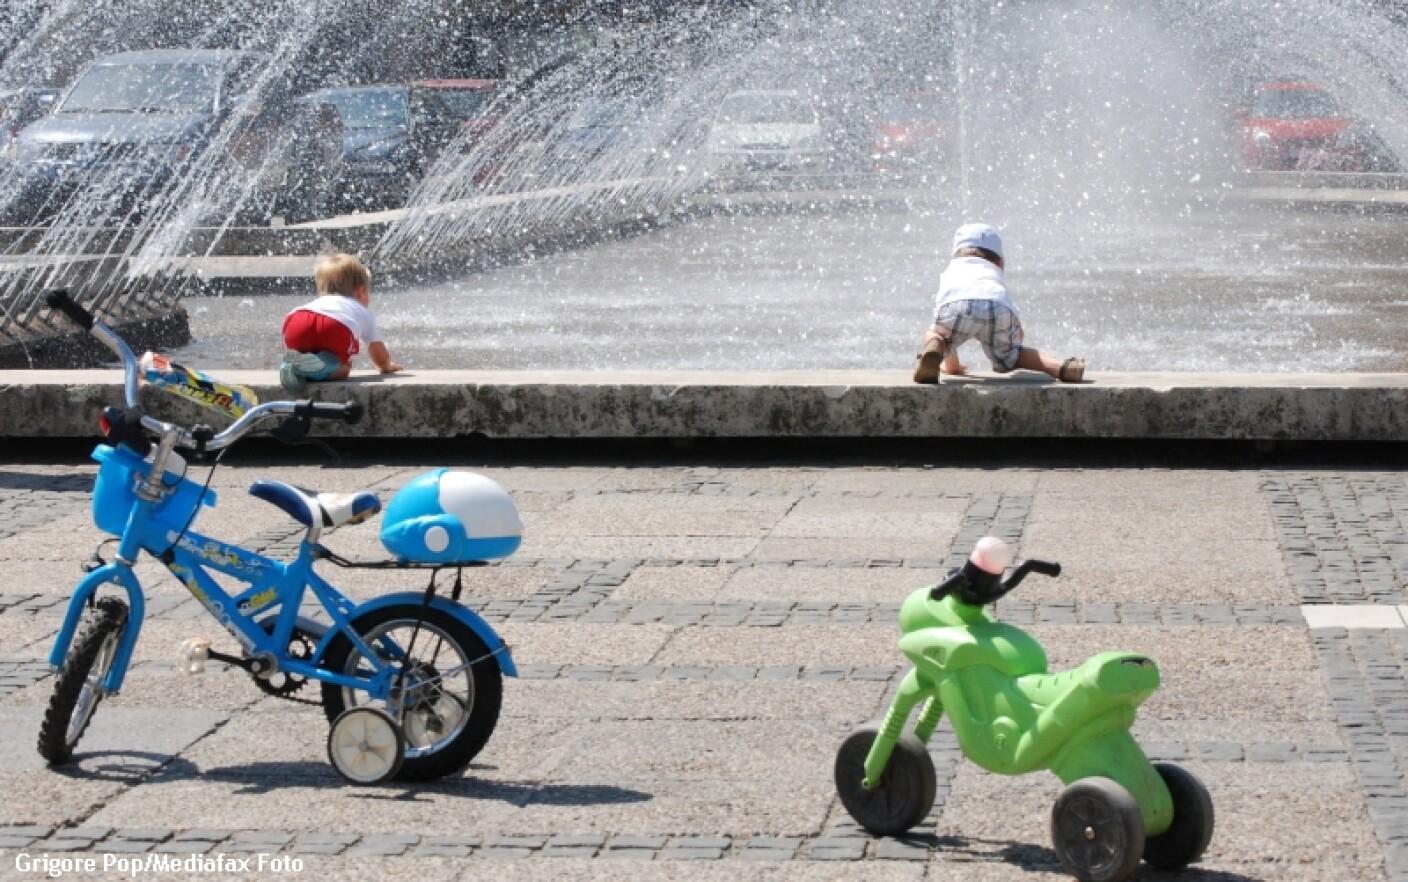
xmin=4 ymin=0 xmax=1408 ymax=373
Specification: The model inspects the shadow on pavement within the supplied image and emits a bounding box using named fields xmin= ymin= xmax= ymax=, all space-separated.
xmin=187 ymin=760 xmax=653 ymax=806
xmin=889 ymin=835 xmax=1259 ymax=881
xmin=0 ymin=470 xmax=93 ymax=491
xmin=53 ymin=751 xmax=199 ymax=784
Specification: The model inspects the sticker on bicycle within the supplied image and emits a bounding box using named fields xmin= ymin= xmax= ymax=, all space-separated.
xmin=139 ymin=351 xmax=258 ymax=419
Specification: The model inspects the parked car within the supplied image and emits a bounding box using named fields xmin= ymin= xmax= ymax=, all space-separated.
xmin=413 ymin=78 xmax=502 ymax=141
xmin=1 ymin=87 xmax=59 ymax=162
xmin=8 ymin=49 xmax=322 ymax=222
xmin=298 ymin=84 xmax=463 ymax=211
xmin=548 ymin=97 xmax=652 ymax=166
xmin=1237 ymin=81 xmax=1396 ymax=172
xmin=706 ymin=89 xmax=827 ymax=174
xmin=870 ymin=92 xmax=949 ymax=175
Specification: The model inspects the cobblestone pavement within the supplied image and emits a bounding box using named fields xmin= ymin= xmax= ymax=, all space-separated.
xmin=0 ymin=460 xmax=1405 ymax=880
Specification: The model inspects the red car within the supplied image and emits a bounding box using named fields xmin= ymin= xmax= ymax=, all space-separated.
xmin=1239 ymin=82 xmax=1356 ymax=171
xmin=870 ymin=93 xmax=950 ymax=175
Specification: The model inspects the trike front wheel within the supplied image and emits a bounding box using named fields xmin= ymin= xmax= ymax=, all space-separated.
xmin=37 ymin=597 xmax=129 ymax=765
xmin=319 ymin=604 xmax=502 ymax=782
xmin=834 ymin=723 xmax=937 ymax=836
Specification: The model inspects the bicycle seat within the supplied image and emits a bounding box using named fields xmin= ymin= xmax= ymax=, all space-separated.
xmin=249 ymin=480 xmax=381 ymax=529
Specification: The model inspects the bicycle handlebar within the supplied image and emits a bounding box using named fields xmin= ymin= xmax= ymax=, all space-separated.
xmin=45 ymin=288 xmax=362 ymax=450
xmin=45 ymin=289 xmax=94 ymax=331
xmin=302 ymin=400 xmax=364 ymax=426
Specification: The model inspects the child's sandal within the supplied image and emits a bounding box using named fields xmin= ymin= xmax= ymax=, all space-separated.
xmin=1058 ymin=357 xmax=1085 ymax=383
xmin=913 ymin=337 xmax=948 ymax=385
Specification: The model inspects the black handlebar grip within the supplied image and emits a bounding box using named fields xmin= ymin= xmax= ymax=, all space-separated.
xmin=1027 ymin=560 xmax=1062 ymax=577
xmin=45 ymin=290 xmax=95 ymax=330
xmin=299 ymin=401 xmax=363 ymax=425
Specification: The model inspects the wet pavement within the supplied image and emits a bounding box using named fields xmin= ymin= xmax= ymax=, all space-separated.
xmin=172 ymin=199 xmax=1408 ymax=375
xmin=0 ymin=456 xmax=1406 ymax=879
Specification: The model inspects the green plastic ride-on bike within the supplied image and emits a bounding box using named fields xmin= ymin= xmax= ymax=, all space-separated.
xmin=834 ymin=537 xmax=1213 ymax=882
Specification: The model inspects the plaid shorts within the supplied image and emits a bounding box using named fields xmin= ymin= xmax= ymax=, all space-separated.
xmin=933 ymin=299 xmax=1024 ymax=373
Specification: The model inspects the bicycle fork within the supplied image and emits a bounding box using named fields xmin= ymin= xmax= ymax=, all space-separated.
xmin=861 ymin=668 xmax=942 ymax=788
xmin=49 ymin=562 xmax=146 ymax=695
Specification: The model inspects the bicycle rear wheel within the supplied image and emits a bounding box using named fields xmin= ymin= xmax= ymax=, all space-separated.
xmin=319 ymin=603 xmax=502 ymax=782
xmin=37 ymin=597 xmax=129 ymax=765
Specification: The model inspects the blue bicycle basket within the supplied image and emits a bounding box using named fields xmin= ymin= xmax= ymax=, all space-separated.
xmin=380 ymin=469 xmax=522 ymax=564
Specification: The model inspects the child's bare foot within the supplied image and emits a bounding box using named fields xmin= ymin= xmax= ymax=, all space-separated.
xmin=941 ymin=355 xmax=967 ymax=376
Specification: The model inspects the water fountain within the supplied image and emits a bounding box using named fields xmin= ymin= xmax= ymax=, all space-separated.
xmin=2 ymin=0 xmax=1408 ymax=373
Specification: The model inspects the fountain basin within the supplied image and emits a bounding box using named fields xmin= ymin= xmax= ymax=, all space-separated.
xmin=2 ymin=370 xmax=1406 ymax=442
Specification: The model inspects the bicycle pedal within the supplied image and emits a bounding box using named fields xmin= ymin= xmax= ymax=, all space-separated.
xmin=178 ymin=637 xmax=211 ymax=675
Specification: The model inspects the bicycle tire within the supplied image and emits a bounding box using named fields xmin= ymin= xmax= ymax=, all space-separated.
xmin=319 ymin=603 xmax=502 ymax=782
xmin=37 ymin=597 xmax=129 ymax=765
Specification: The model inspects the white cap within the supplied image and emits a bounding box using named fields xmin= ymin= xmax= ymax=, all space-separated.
xmin=952 ymin=223 xmax=1003 ymax=259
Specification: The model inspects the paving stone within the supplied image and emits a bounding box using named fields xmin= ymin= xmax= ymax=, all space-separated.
xmin=663 ymin=666 xmax=710 ymax=679
xmin=759 ymin=665 xmax=801 ymax=679
xmin=152 ymin=840 xmax=215 ymax=854
xmin=614 ymin=665 xmax=663 ymax=681
xmin=542 ymin=846 xmax=601 ymax=858
xmin=0 ymin=836 xmax=38 ymax=849
xmin=52 ymin=825 xmax=112 ymax=839
xmin=1248 ymin=742 xmax=1299 ymax=762
xmin=176 ymin=828 xmax=235 ymax=842
xmin=39 ymin=839 xmax=95 ymax=852
xmin=1192 ymin=741 xmax=1244 ymax=761
xmin=347 ymin=834 xmax=420 ymax=856
xmin=874 ymin=838 xmax=929 ymax=860
xmin=413 ymin=844 xmax=475 ymax=857
xmin=95 ymin=840 xmax=154 ymax=853
xmin=608 ymin=835 xmax=668 ymax=849
xmin=806 ymin=838 xmax=868 ymax=860
xmin=1144 ymin=742 xmax=1189 ymax=761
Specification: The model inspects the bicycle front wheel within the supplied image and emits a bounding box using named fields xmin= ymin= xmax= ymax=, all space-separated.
xmin=319 ymin=604 xmax=502 ymax=782
xmin=37 ymin=597 xmax=129 ymax=765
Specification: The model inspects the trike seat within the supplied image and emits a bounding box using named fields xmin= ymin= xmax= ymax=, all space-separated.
xmin=249 ymin=480 xmax=381 ymax=529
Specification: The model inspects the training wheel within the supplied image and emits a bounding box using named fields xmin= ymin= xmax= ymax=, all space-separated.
xmin=327 ymin=707 xmax=405 ymax=785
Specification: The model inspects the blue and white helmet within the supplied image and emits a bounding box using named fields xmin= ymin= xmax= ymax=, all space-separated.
xmin=380 ymin=469 xmax=522 ymax=564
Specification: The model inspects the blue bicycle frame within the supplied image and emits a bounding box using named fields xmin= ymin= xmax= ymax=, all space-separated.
xmin=49 ymin=443 xmax=516 ymax=699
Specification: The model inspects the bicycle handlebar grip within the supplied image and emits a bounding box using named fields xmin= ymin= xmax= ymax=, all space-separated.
xmin=299 ymin=401 xmax=363 ymax=425
xmin=1027 ymin=560 xmax=1062 ymax=577
xmin=45 ymin=290 xmax=95 ymax=331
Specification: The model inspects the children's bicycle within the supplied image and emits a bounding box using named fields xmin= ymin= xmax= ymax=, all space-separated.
xmin=37 ymin=290 xmax=520 ymax=785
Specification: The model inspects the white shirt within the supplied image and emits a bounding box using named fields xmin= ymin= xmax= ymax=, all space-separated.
xmin=934 ymin=256 xmax=1020 ymax=316
xmin=294 ymin=295 xmax=383 ymax=344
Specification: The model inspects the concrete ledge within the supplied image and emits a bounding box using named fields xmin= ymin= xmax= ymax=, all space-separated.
xmin=2 ymin=370 xmax=1408 ymax=441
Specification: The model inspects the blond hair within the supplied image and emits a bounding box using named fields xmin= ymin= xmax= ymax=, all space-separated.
xmin=314 ymin=251 xmax=370 ymax=297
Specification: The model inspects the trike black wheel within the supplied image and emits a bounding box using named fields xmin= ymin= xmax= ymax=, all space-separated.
xmin=320 ymin=604 xmax=502 ymax=782
xmin=834 ymin=724 xmax=936 ymax=836
xmin=1143 ymin=762 xmax=1214 ymax=869
xmin=37 ymin=597 xmax=129 ymax=765
xmin=1051 ymin=777 xmax=1145 ymax=882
